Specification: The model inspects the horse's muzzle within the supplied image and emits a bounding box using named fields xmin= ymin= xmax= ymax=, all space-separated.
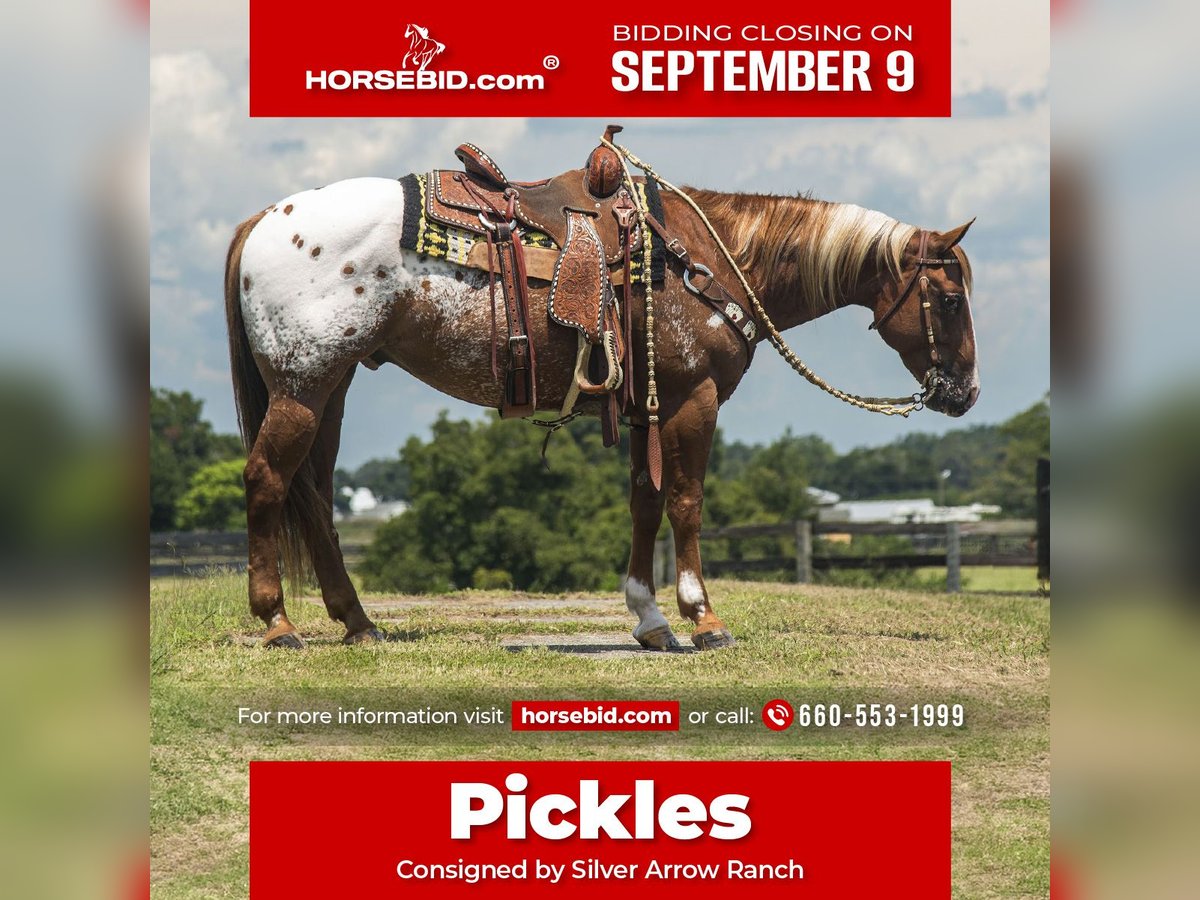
xmin=925 ymin=371 xmax=980 ymax=418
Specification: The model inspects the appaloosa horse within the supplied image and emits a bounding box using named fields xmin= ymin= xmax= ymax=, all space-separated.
xmin=224 ymin=144 xmax=979 ymax=651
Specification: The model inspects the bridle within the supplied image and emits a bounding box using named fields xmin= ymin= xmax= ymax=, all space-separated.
xmin=868 ymin=229 xmax=966 ymax=401
xmin=600 ymin=135 xmax=970 ymax=417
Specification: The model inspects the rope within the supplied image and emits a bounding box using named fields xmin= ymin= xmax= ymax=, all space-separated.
xmin=598 ymin=137 xmax=935 ymax=417
xmin=527 ymin=411 xmax=584 ymax=469
xmin=607 ymin=141 xmax=661 ymax=424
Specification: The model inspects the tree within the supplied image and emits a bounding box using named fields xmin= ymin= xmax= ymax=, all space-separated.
xmin=360 ymin=414 xmax=628 ymax=593
xmin=974 ymin=397 xmax=1050 ymax=517
xmin=350 ymin=457 xmax=411 ymax=501
xmin=150 ymin=389 xmax=242 ymax=530
xmin=356 ymin=394 xmax=1050 ymax=593
xmin=174 ymin=459 xmax=247 ymax=531
xmin=332 ymin=468 xmax=354 ymax=514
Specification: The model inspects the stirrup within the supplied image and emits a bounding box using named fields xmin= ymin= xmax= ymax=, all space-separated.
xmin=576 ymin=331 xmax=624 ymax=395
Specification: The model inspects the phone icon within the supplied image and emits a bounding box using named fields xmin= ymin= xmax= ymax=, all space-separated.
xmin=762 ymin=699 xmax=794 ymax=731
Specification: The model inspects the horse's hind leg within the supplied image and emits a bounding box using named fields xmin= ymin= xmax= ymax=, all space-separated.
xmin=301 ymin=366 xmax=383 ymax=644
xmin=244 ymin=394 xmax=324 ymax=648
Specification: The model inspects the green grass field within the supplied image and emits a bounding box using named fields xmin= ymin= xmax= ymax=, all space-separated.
xmin=917 ymin=566 xmax=1045 ymax=593
xmin=151 ymin=573 xmax=1049 ymax=899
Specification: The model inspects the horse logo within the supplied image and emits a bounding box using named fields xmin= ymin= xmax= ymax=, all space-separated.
xmin=403 ymin=24 xmax=446 ymax=72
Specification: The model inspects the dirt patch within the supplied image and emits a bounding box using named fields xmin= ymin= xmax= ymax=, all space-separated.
xmin=501 ymin=632 xmax=689 ymax=656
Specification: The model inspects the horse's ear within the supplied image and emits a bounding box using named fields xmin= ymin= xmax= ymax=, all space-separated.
xmin=937 ymin=218 xmax=976 ymax=249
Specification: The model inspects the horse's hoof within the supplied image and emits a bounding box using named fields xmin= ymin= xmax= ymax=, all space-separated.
xmin=263 ymin=631 xmax=305 ymax=650
xmin=635 ymin=625 xmax=682 ymax=651
xmin=691 ymin=628 xmax=736 ymax=651
xmin=343 ymin=627 xmax=385 ymax=645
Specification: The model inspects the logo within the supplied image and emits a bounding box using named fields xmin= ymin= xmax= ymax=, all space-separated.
xmin=302 ymin=20 xmax=546 ymax=94
xmin=762 ymin=699 xmax=794 ymax=731
xmin=403 ymin=23 xmax=446 ymax=71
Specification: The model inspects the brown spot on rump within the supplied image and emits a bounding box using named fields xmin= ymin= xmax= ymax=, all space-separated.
xmin=284 ymin=204 xmax=294 ymax=214
xmin=296 ymin=239 xmax=304 ymax=249
xmin=354 ymin=286 xmax=365 ymax=295
xmin=310 ymin=246 xmax=321 ymax=258
xmin=421 ymin=279 xmax=431 ymax=291
xmin=344 ymin=326 xmax=357 ymax=337
xmin=342 ymin=264 xmax=355 ymax=275
xmin=375 ymin=268 xmax=387 ymax=279
xmin=242 ymin=276 xmax=251 ymax=291
xmin=291 ymin=233 xmax=299 ymax=244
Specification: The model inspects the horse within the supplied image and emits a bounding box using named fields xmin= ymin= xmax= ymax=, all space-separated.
xmin=402 ymin=24 xmax=445 ymax=72
xmin=223 ymin=160 xmax=979 ymax=652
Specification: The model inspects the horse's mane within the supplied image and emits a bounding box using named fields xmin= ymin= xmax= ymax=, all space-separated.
xmin=685 ymin=189 xmax=919 ymax=316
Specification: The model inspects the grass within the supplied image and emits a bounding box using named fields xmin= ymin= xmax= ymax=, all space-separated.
xmin=150 ymin=573 xmax=1049 ymax=898
xmin=919 ymin=566 xmax=1044 ymax=593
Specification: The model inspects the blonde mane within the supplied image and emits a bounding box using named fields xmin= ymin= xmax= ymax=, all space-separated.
xmin=685 ymin=190 xmax=919 ymax=316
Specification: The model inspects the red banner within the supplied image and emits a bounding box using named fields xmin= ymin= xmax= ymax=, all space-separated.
xmin=249 ymin=1 xmax=951 ymax=117
xmin=511 ymin=700 xmax=679 ymax=731
xmin=250 ymin=760 xmax=950 ymax=898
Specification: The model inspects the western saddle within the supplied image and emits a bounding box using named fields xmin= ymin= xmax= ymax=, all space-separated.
xmin=414 ymin=124 xmax=757 ymax=453
xmin=418 ymin=125 xmax=658 ymax=442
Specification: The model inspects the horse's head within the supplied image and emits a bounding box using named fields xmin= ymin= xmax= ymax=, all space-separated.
xmin=869 ymin=220 xmax=979 ymax=417
xmin=405 ymin=24 xmax=426 ymax=39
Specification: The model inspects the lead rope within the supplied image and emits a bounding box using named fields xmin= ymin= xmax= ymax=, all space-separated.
xmin=608 ymin=143 xmax=664 ymax=488
xmin=598 ymin=137 xmax=937 ymax=417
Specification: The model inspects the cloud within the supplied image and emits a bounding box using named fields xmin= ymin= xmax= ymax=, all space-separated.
xmin=951 ymin=0 xmax=1049 ymax=107
xmin=149 ymin=48 xmax=534 ymax=444
xmin=737 ymin=109 xmax=1048 ymax=236
xmin=150 ymin=52 xmax=530 ymax=253
xmin=149 ymin=35 xmax=1048 ymax=464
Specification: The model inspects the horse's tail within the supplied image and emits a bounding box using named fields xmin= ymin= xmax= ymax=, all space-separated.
xmin=225 ymin=211 xmax=268 ymax=454
xmin=224 ymin=210 xmax=322 ymax=589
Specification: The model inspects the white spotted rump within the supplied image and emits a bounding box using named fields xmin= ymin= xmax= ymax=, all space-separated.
xmin=238 ymin=177 xmax=472 ymax=391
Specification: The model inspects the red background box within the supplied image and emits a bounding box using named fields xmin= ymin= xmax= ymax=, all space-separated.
xmin=249 ymin=1 xmax=951 ymax=118
xmin=250 ymin=760 xmax=950 ymax=898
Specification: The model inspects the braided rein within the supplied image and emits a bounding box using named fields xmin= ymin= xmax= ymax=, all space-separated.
xmin=598 ymin=137 xmax=941 ymax=417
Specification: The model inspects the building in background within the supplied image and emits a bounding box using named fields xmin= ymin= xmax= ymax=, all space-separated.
xmin=808 ymin=487 xmax=1001 ymax=524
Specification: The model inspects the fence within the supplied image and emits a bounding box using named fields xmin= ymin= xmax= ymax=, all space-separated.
xmin=152 ymin=519 xmax=1038 ymax=591
xmin=653 ymin=519 xmax=1038 ymax=592
xmin=149 ymin=531 xmax=366 ymax=578
xmin=1037 ymin=457 xmax=1050 ymax=582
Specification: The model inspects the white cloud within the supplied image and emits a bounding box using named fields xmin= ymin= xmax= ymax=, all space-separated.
xmin=719 ymin=110 xmax=1048 ymax=268
xmin=150 ymin=50 xmax=530 ymax=237
xmin=952 ymin=0 xmax=1049 ymax=104
xmin=148 ymin=23 xmax=1048 ymax=459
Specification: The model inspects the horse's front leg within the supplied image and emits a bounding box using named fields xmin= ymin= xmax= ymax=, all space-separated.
xmin=624 ymin=426 xmax=680 ymax=650
xmin=663 ymin=380 xmax=735 ymax=650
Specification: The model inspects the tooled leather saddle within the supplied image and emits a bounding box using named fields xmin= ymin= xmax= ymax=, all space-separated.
xmin=398 ymin=125 xmax=758 ymax=454
xmin=417 ymin=125 xmax=655 ymax=443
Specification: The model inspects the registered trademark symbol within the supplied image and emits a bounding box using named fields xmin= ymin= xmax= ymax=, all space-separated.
xmin=542 ymin=55 xmax=559 ymax=70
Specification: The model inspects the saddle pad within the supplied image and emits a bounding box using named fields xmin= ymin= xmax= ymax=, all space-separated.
xmin=426 ymin=167 xmax=657 ymax=266
xmin=637 ymin=177 xmax=667 ymax=284
xmin=547 ymin=210 xmax=612 ymax=344
xmin=428 ymin=170 xmax=564 ymax=242
xmin=399 ymin=172 xmax=660 ymax=284
xmin=399 ymin=174 xmax=555 ymax=262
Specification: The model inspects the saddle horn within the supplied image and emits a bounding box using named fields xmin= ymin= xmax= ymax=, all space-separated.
xmin=586 ymin=125 xmax=626 ymax=198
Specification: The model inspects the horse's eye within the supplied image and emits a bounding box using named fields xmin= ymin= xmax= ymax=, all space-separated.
xmin=941 ymin=293 xmax=963 ymax=314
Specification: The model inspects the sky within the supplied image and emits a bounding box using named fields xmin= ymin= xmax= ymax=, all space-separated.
xmin=150 ymin=1 xmax=1048 ymax=468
